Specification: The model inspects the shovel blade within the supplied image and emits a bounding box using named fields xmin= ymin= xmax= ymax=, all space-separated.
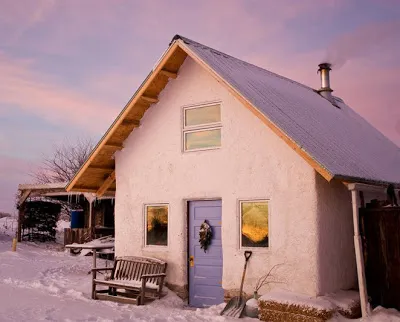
xmin=220 ymin=296 xmax=246 ymax=318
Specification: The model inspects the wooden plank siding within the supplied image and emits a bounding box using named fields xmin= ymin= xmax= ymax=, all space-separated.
xmin=64 ymin=228 xmax=94 ymax=246
xmin=360 ymin=207 xmax=400 ymax=310
xmin=64 ymin=227 xmax=115 ymax=246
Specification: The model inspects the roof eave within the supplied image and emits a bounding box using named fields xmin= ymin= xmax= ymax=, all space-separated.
xmin=336 ymin=175 xmax=400 ymax=189
xmin=66 ymin=40 xmax=182 ymax=193
xmin=67 ymin=36 xmax=339 ymax=194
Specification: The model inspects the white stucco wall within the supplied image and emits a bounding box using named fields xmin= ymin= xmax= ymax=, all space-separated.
xmin=314 ymin=175 xmax=357 ymax=295
xmin=114 ymin=57 xmax=336 ymax=297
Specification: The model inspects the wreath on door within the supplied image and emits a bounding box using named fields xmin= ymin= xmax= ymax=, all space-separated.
xmin=199 ymin=220 xmax=213 ymax=252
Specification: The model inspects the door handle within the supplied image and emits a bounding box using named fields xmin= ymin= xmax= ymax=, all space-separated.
xmin=189 ymin=255 xmax=194 ymax=267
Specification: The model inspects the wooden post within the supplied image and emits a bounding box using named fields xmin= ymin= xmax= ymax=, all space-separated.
xmin=89 ymin=200 xmax=93 ymax=229
xmin=359 ymin=191 xmax=365 ymax=208
xmin=93 ymin=248 xmax=97 ymax=269
xmin=17 ymin=188 xmax=31 ymax=242
xmin=64 ymin=228 xmax=70 ymax=246
xmin=351 ymin=189 xmax=370 ymax=317
xmin=17 ymin=203 xmax=24 ymax=242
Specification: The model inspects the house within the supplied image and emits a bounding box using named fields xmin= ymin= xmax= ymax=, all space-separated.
xmin=66 ymin=35 xmax=400 ymax=310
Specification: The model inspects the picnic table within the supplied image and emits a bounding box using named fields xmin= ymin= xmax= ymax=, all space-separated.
xmin=65 ymin=242 xmax=115 ymax=270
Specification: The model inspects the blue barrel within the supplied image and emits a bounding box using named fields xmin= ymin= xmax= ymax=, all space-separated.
xmin=70 ymin=210 xmax=84 ymax=228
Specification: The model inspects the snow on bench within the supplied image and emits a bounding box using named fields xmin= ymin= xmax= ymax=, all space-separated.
xmin=92 ymin=256 xmax=167 ymax=305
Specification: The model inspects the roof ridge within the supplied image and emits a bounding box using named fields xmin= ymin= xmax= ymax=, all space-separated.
xmin=67 ymin=34 xmax=400 ymax=193
xmin=171 ymin=34 xmax=315 ymax=92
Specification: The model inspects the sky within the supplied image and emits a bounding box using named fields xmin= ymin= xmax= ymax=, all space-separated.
xmin=1 ymin=0 xmax=400 ymax=214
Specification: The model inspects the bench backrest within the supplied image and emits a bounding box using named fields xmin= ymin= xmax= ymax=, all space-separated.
xmin=111 ymin=256 xmax=167 ymax=286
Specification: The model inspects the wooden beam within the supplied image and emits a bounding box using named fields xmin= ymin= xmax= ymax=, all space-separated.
xmin=347 ymin=183 xmax=387 ymax=193
xmin=97 ymin=171 xmax=116 ymax=197
xmin=359 ymin=191 xmax=365 ymax=208
xmin=88 ymin=200 xmax=94 ymax=229
xmin=104 ymin=143 xmax=123 ymax=150
xmin=66 ymin=41 xmax=181 ymax=192
xmin=141 ymin=95 xmax=159 ymax=104
xmin=160 ymin=69 xmax=177 ymax=79
xmin=19 ymin=182 xmax=66 ymax=190
xmin=18 ymin=189 xmax=31 ymax=206
xmin=121 ymin=119 xmax=140 ymax=127
xmin=88 ymin=165 xmax=115 ymax=171
xmin=74 ymin=185 xmax=101 ymax=192
xmin=73 ymin=185 xmax=116 ymax=193
xmin=17 ymin=204 xmax=25 ymax=242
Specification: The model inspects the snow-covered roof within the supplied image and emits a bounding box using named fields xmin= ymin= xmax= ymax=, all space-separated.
xmin=18 ymin=182 xmax=68 ymax=191
xmin=67 ymin=35 xmax=400 ymax=193
xmin=177 ymin=35 xmax=400 ymax=186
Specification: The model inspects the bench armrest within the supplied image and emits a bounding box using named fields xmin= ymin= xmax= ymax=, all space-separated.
xmin=92 ymin=267 xmax=114 ymax=272
xmin=141 ymin=273 xmax=166 ymax=279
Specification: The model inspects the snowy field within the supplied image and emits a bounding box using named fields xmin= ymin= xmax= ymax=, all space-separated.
xmin=0 ymin=217 xmax=251 ymax=321
xmin=0 ymin=217 xmax=399 ymax=321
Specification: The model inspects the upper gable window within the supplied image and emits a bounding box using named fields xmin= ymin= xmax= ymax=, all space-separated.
xmin=183 ymin=103 xmax=222 ymax=151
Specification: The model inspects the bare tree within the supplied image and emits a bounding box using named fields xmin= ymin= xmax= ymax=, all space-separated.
xmin=254 ymin=263 xmax=285 ymax=295
xmin=32 ymin=137 xmax=94 ymax=184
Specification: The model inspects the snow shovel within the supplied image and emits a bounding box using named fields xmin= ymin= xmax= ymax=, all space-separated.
xmin=220 ymin=251 xmax=252 ymax=318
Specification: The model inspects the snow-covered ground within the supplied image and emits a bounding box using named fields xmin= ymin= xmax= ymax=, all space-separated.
xmin=0 ymin=218 xmax=252 ymax=321
xmin=0 ymin=217 xmax=399 ymax=321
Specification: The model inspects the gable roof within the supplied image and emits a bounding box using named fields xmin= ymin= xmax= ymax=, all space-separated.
xmin=67 ymin=35 xmax=400 ymax=195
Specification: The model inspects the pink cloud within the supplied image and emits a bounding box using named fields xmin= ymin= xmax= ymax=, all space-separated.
xmin=0 ymin=0 xmax=54 ymax=24
xmin=325 ymin=20 xmax=400 ymax=68
xmin=0 ymin=155 xmax=39 ymax=213
xmin=0 ymin=156 xmax=37 ymax=179
xmin=6 ymin=0 xmax=349 ymax=58
xmin=334 ymin=61 xmax=400 ymax=143
xmin=86 ymin=72 xmax=142 ymax=107
xmin=0 ymin=51 xmax=120 ymax=133
xmin=6 ymin=1 xmax=125 ymax=57
xmin=0 ymin=0 xmax=55 ymax=44
xmin=132 ymin=0 xmax=347 ymax=47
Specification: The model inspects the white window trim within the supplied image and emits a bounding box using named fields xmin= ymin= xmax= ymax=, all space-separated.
xmin=182 ymin=101 xmax=222 ymax=152
xmin=143 ymin=203 xmax=169 ymax=249
xmin=238 ymin=199 xmax=270 ymax=251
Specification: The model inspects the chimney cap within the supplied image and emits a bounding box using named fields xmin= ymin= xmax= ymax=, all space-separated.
xmin=318 ymin=63 xmax=332 ymax=72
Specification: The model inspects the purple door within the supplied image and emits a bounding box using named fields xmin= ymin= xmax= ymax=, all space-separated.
xmin=188 ymin=200 xmax=223 ymax=307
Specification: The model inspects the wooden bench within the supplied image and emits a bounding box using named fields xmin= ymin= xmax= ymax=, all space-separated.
xmin=92 ymin=256 xmax=167 ymax=305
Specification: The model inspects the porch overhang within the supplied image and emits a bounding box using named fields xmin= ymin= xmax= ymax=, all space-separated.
xmin=347 ymin=182 xmax=399 ymax=194
xmin=344 ymin=181 xmax=400 ymax=319
xmin=16 ymin=182 xmax=115 ymax=242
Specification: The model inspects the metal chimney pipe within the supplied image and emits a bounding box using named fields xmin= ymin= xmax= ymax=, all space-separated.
xmin=318 ymin=63 xmax=331 ymax=89
xmin=317 ymin=63 xmax=334 ymax=103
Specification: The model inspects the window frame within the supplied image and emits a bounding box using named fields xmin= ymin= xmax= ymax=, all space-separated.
xmin=238 ymin=199 xmax=270 ymax=250
xmin=143 ymin=203 xmax=169 ymax=248
xmin=182 ymin=102 xmax=222 ymax=152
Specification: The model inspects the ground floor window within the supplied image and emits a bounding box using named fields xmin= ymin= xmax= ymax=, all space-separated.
xmin=145 ymin=204 xmax=168 ymax=246
xmin=240 ymin=200 xmax=269 ymax=248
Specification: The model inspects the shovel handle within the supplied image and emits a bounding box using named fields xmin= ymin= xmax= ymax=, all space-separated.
xmin=237 ymin=251 xmax=253 ymax=299
xmin=244 ymin=251 xmax=252 ymax=261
